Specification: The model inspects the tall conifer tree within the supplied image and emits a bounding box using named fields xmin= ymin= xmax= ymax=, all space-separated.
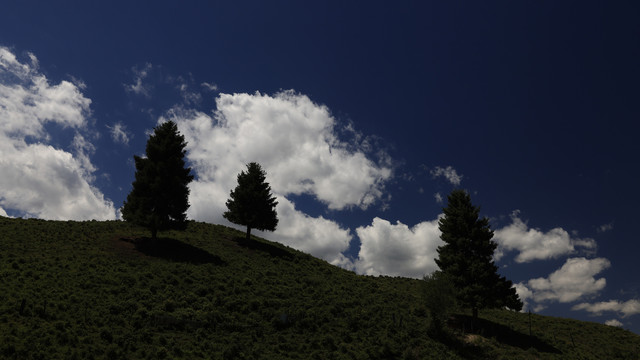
xmin=122 ymin=121 xmax=194 ymax=239
xmin=435 ymin=190 xmax=522 ymax=324
xmin=224 ymin=162 xmax=278 ymax=240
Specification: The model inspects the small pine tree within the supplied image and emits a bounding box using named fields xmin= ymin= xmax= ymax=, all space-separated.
xmin=121 ymin=121 xmax=194 ymax=239
xmin=224 ymin=162 xmax=278 ymax=240
xmin=435 ymin=190 xmax=522 ymax=325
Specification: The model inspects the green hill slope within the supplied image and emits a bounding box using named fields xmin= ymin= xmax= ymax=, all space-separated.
xmin=1 ymin=217 xmax=638 ymax=359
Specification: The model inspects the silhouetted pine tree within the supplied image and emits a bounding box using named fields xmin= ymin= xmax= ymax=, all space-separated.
xmin=122 ymin=121 xmax=193 ymax=239
xmin=224 ymin=162 xmax=278 ymax=240
xmin=435 ymin=189 xmax=522 ymax=326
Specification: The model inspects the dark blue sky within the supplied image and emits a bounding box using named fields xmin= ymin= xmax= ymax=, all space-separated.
xmin=1 ymin=1 xmax=639 ymax=332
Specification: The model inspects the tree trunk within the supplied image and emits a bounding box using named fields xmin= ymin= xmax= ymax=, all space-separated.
xmin=246 ymin=226 xmax=251 ymax=241
xmin=151 ymin=228 xmax=157 ymax=241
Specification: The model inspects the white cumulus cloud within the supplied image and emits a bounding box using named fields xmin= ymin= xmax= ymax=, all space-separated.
xmin=572 ymin=299 xmax=640 ymax=318
xmin=0 ymin=47 xmax=115 ymax=220
xmin=0 ymin=48 xmax=88 ymax=136
xmin=494 ymin=211 xmax=597 ymax=263
xmin=355 ymin=217 xmax=443 ymax=278
xmin=163 ymin=90 xmax=392 ymax=265
xmin=517 ymin=257 xmax=610 ymax=304
xmin=514 ymin=282 xmax=534 ymax=311
xmin=269 ymin=197 xmax=353 ymax=268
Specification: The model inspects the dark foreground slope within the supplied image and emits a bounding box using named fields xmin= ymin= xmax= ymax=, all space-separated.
xmin=1 ymin=217 xmax=638 ymax=359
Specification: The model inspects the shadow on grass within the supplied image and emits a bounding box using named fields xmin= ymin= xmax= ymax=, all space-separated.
xmin=126 ymin=237 xmax=226 ymax=265
xmin=233 ymin=236 xmax=294 ymax=260
xmin=428 ymin=328 xmax=489 ymax=360
xmin=450 ymin=315 xmax=562 ymax=355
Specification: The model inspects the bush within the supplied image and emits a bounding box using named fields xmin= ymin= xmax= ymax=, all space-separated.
xmin=423 ymin=271 xmax=457 ymax=334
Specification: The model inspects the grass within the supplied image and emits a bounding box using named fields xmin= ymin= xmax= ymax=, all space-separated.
xmin=1 ymin=216 xmax=639 ymax=359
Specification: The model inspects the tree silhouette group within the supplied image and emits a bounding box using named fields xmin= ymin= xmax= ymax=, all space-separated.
xmin=121 ymin=121 xmax=521 ymax=328
xmin=122 ymin=121 xmax=278 ymax=241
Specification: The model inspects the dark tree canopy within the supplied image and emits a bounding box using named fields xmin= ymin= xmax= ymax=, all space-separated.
xmin=121 ymin=121 xmax=194 ymax=239
xmin=224 ymin=162 xmax=278 ymax=240
xmin=435 ymin=190 xmax=522 ymax=322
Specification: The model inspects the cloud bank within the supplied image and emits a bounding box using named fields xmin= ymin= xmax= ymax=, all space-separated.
xmin=516 ymin=257 xmax=610 ymax=310
xmin=494 ymin=211 xmax=596 ymax=263
xmin=573 ymin=299 xmax=640 ymax=318
xmin=0 ymin=47 xmax=115 ymax=220
xmin=165 ymin=90 xmax=392 ymax=265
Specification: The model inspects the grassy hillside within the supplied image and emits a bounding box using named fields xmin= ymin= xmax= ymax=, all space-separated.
xmin=1 ymin=216 xmax=638 ymax=359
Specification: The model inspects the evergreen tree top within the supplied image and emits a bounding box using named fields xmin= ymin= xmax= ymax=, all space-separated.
xmin=121 ymin=120 xmax=193 ymax=239
xmin=438 ymin=190 xmax=496 ymax=260
xmin=435 ymin=189 xmax=522 ymax=314
xmin=224 ymin=162 xmax=278 ymax=238
xmin=145 ymin=121 xmax=189 ymax=160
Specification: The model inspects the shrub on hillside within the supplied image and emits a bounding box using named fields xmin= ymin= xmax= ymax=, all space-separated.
xmin=423 ymin=270 xmax=457 ymax=334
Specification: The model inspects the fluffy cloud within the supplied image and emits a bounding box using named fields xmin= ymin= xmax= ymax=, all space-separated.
xmin=604 ymin=319 xmax=623 ymax=327
xmin=514 ymin=282 xmax=534 ymax=311
xmin=0 ymin=48 xmax=88 ymax=136
xmin=494 ymin=212 xmax=597 ymax=263
xmin=572 ymin=299 xmax=640 ymax=318
xmin=0 ymin=144 xmax=114 ymax=220
xmin=430 ymin=166 xmax=462 ymax=186
xmin=355 ymin=217 xmax=442 ymax=278
xmin=0 ymin=47 xmax=115 ymax=220
xmin=266 ymin=197 xmax=353 ymax=268
xmin=518 ymin=257 xmax=610 ymax=304
xmin=164 ymin=90 xmax=392 ymax=265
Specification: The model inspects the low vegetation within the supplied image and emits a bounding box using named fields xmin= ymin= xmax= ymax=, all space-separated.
xmin=1 ymin=216 xmax=639 ymax=359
